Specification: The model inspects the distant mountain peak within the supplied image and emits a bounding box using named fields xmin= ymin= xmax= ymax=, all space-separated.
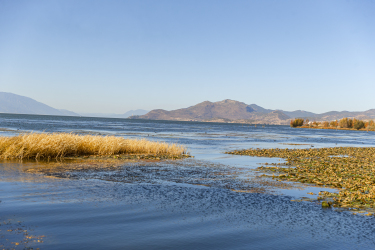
xmin=134 ymin=99 xmax=290 ymax=124
xmin=216 ymin=99 xmax=242 ymax=104
xmin=0 ymin=92 xmax=78 ymax=116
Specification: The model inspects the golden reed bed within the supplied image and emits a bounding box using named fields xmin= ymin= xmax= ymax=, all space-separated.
xmin=0 ymin=133 xmax=187 ymax=160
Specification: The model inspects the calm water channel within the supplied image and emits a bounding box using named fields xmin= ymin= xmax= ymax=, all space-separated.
xmin=1 ymin=113 xmax=375 ymax=249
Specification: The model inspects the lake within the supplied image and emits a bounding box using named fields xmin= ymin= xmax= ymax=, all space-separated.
xmin=1 ymin=113 xmax=375 ymax=249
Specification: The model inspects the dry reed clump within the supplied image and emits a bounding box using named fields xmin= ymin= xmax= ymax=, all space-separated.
xmin=227 ymin=147 xmax=375 ymax=210
xmin=0 ymin=133 xmax=187 ymax=160
xmin=297 ymin=117 xmax=375 ymax=131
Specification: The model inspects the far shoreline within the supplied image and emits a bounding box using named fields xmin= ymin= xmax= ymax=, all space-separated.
xmin=290 ymin=117 xmax=375 ymax=132
xmin=296 ymin=125 xmax=375 ymax=132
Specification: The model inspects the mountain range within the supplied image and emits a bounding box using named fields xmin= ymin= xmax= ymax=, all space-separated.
xmin=131 ymin=99 xmax=375 ymax=125
xmin=0 ymin=92 xmax=79 ymax=116
xmin=1 ymin=92 xmax=375 ymax=124
xmin=0 ymin=92 xmax=147 ymax=118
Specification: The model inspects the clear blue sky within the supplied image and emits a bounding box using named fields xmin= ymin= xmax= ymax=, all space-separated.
xmin=1 ymin=0 xmax=374 ymax=114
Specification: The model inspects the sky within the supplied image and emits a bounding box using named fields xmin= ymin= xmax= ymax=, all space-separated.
xmin=0 ymin=0 xmax=374 ymax=114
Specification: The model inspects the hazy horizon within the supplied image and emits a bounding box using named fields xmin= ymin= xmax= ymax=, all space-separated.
xmin=2 ymin=91 xmax=375 ymax=116
xmin=1 ymin=1 xmax=374 ymax=113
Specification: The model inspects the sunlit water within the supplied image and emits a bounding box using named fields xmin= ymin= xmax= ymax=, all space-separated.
xmin=1 ymin=113 xmax=375 ymax=249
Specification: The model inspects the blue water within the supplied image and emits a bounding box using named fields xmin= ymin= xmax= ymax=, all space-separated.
xmin=1 ymin=113 xmax=375 ymax=249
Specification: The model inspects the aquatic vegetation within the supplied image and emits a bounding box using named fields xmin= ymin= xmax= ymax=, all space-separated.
xmin=0 ymin=133 xmax=188 ymax=160
xmin=290 ymin=118 xmax=304 ymax=127
xmin=294 ymin=117 xmax=375 ymax=131
xmin=321 ymin=201 xmax=331 ymax=208
xmin=226 ymin=147 xmax=375 ymax=210
xmin=339 ymin=118 xmax=353 ymax=128
xmin=0 ymin=217 xmax=45 ymax=249
xmin=26 ymin=158 xmax=299 ymax=195
xmin=353 ymin=120 xmax=365 ymax=130
xmin=330 ymin=120 xmax=338 ymax=127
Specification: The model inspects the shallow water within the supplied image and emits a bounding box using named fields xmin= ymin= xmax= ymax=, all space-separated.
xmin=1 ymin=113 xmax=375 ymax=249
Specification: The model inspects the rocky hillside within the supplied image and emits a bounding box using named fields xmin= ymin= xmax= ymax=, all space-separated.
xmin=132 ymin=99 xmax=375 ymax=125
xmin=132 ymin=100 xmax=291 ymax=125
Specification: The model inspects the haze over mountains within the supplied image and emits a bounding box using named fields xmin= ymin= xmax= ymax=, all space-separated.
xmin=0 ymin=92 xmax=147 ymax=118
xmin=0 ymin=92 xmax=79 ymax=116
xmin=79 ymin=110 xmax=149 ymax=118
xmin=1 ymin=92 xmax=375 ymax=124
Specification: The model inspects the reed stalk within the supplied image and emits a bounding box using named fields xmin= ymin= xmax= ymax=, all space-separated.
xmin=0 ymin=133 xmax=187 ymax=160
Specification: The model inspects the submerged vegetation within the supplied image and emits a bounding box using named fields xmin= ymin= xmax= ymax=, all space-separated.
xmin=0 ymin=133 xmax=188 ymax=160
xmin=227 ymin=147 xmax=375 ymax=211
xmin=290 ymin=117 xmax=375 ymax=131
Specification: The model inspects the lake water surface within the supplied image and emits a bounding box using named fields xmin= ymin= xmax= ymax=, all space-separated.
xmin=1 ymin=113 xmax=375 ymax=249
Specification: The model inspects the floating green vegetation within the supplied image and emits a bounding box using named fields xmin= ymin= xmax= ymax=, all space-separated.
xmin=226 ymin=147 xmax=375 ymax=211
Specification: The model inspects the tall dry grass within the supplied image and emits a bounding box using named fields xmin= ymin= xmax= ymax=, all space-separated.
xmin=0 ymin=133 xmax=187 ymax=160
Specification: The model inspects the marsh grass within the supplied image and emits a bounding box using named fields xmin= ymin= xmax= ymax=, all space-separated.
xmin=0 ymin=133 xmax=187 ymax=160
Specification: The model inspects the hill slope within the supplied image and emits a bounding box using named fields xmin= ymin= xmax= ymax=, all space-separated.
xmin=133 ymin=99 xmax=375 ymax=125
xmin=133 ymin=99 xmax=291 ymax=125
xmin=0 ymin=92 xmax=78 ymax=116
xmin=310 ymin=109 xmax=375 ymax=121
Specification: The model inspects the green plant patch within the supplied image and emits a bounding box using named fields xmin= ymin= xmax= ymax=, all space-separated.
xmin=226 ymin=147 xmax=375 ymax=210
